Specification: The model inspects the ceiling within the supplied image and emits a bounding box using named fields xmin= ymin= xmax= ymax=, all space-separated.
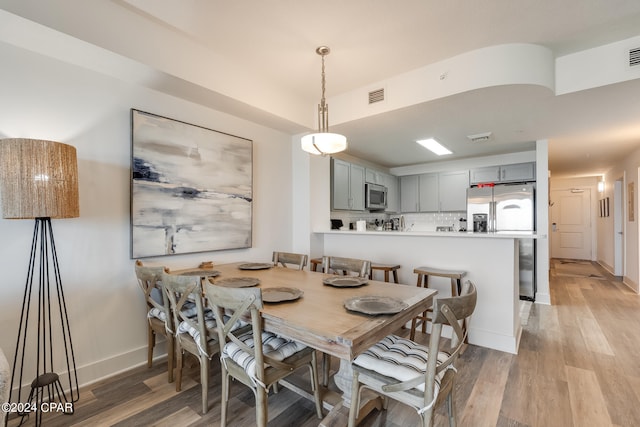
xmin=3 ymin=0 xmax=640 ymax=177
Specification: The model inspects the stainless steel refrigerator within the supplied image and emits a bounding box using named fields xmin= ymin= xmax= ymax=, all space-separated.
xmin=467 ymin=184 xmax=536 ymax=301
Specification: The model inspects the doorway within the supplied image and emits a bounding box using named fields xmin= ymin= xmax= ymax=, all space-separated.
xmin=550 ymin=188 xmax=592 ymax=260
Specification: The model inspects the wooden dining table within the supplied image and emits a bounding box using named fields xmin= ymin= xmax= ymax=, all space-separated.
xmin=176 ymin=261 xmax=437 ymax=426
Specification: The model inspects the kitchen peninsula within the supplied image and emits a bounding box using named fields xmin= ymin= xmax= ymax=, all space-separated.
xmin=315 ymin=229 xmax=545 ymax=354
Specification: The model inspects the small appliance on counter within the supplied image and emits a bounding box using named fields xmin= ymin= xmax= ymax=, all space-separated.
xmin=330 ymin=219 xmax=344 ymax=230
xmin=458 ymin=217 xmax=467 ymax=231
xmin=473 ymin=213 xmax=488 ymax=232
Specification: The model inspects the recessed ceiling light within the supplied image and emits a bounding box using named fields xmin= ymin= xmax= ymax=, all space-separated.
xmin=416 ymin=138 xmax=452 ymax=156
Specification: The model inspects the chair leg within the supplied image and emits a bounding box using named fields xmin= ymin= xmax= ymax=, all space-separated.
xmin=221 ymin=366 xmax=229 ymax=427
xmin=200 ymin=355 xmax=209 ymax=414
xmin=347 ymin=370 xmax=360 ymax=427
xmin=310 ymin=351 xmax=323 ymax=419
xmin=256 ymin=385 xmax=268 ymax=427
xmin=147 ymin=324 xmax=154 ymax=368
xmin=420 ymin=406 xmax=435 ymax=427
xmin=175 ymin=347 xmax=183 ymax=392
xmin=167 ymin=334 xmax=174 ymax=383
xmin=447 ymin=391 xmax=456 ymax=427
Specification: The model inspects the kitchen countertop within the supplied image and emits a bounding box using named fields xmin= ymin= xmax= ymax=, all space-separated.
xmin=317 ymin=229 xmax=545 ymax=239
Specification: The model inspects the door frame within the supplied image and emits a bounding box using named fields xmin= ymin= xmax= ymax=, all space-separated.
xmin=614 ymin=177 xmax=625 ymax=276
xmin=549 ymin=187 xmax=594 ymax=260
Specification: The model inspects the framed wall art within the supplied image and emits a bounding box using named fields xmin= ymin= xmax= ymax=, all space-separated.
xmin=130 ymin=109 xmax=252 ymax=258
xmin=629 ymin=182 xmax=635 ymax=222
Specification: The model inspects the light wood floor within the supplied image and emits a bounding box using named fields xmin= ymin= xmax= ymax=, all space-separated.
xmin=9 ymin=259 xmax=640 ymax=426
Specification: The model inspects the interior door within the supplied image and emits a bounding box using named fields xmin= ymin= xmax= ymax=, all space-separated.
xmin=550 ymin=188 xmax=592 ymax=260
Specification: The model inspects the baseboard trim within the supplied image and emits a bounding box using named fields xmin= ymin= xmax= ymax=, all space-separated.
xmin=10 ymin=341 xmax=169 ymax=398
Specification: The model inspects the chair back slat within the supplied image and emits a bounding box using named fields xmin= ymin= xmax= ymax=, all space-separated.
xmin=134 ymin=261 xmax=167 ymax=312
xmin=272 ymin=251 xmax=308 ymax=270
xmin=205 ymin=284 xmax=267 ymax=381
xmin=322 ymin=256 xmax=371 ymax=278
xmin=162 ymin=272 xmax=212 ymax=356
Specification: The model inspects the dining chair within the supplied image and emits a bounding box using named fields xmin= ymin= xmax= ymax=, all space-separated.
xmin=272 ymin=251 xmax=308 ymax=270
xmin=134 ymin=260 xmax=174 ymax=383
xmin=205 ymin=283 xmax=323 ymax=427
xmin=321 ymin=255 xmax=371 ymax=279
xmin=161 ymin=271 xmax=220 ymax=414
xmin=347 ymin=281 xmax=477 ymax=427
xmin=320 ymin=255 xmax=371 ymax=385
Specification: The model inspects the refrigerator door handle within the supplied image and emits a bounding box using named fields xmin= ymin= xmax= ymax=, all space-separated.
xmin=488 ymin=202 xmax=496 ymax=232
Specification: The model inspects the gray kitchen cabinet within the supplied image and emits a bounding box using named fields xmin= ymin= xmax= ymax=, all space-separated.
xmin=500 ymin=162 xmax=535 ymax=182
xmin=418 ymin=173 xmax=439 ymax=212
xmin=331 ymin=158 xmax=365 ymax=210
xmin=439 ymin=171 xmax=469 ymax=211
xmin=365 ymin=168 xmax=382 ymax=184
xmin=470 ymin=162 xmax=535 ymax=185
xmin=469 ymin=166 xmax=500 ymax=184
xmin=381 ymin=173 xmax=399 ymax=213
xmin=400 ymin=175 xmax=419 ymax=212
xmin=401 ymin=170 xmax=469 ymax=213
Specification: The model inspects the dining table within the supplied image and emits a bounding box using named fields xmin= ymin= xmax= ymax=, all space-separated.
xmin=174 ymin=261 xmax=437 ymax=426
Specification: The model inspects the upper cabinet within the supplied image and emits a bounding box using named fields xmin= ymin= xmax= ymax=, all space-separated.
xmin=365 ymin=168 xmax=383 ymax=185
xmin=400 ymin=175 xmax=420 ymax=212
xmin=470 ymin=162 xmax=535 ymax=185
xmin=500 ymin=162 xmax=536 ymax=182
xmin=400 ymin=170 xmax=469 ymax=213
xmin=439 ymin=171 xmax=469 ymax=211
xmin=418 ymin=173 xmax=439 ymax=212
xmin=380 ymin=173 xmax=399 ymax=213
xmin=331 ymin=158 xmax=365 ymax=211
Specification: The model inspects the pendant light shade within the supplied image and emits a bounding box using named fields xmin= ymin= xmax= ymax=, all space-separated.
xmin=301 ymin=132 xmax=347 ymax=155
xmin=301 ymin=46 xmax=347 ymax=156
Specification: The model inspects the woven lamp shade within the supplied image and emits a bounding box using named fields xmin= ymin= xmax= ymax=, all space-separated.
xmin=0 ymin=139 xmax=79 ymax=219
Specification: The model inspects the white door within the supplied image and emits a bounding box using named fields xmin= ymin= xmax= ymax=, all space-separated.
xmin=550 ymin=188 xmax=592 ymax=260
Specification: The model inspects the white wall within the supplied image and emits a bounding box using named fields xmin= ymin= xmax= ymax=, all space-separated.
xmin=0 ymin=41 xmax=296 ymax=391
xmin=600 ymin=147 xmax=640 ymax=292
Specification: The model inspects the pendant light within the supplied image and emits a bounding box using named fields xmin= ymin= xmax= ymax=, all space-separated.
xmin=301 ymin=46 xmax=347 ymax=155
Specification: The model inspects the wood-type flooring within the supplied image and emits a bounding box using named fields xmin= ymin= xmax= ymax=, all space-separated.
xmin=7 ymin=259 xmax=640 ymax=426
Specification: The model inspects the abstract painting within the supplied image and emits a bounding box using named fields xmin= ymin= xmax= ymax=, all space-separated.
xmin=130 ymin=109 xmax=252 ymax=258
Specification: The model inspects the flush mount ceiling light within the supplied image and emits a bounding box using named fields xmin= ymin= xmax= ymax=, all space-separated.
xmin=301 ymin=46 xmax=347 ymax=156
xmin=416 ymin=138 xmax=452 ymax=156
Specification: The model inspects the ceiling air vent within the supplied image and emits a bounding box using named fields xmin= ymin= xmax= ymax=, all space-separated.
xmin=467 ymin=132 xmax=493 ymax=143
xmin=368 ymin=88 xmax=385 ymax=104
xmin=630 ymin=47 xmax=640 ymax=67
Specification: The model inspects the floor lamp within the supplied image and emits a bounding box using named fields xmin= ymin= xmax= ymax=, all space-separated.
xmin=0 ymin=139 xmax=80 ymax=426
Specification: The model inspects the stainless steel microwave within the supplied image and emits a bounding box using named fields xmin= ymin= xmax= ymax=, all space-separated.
xmin=365 ymin=183 xmax=387 ymax=210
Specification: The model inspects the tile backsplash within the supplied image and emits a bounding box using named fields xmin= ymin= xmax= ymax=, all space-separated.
xmin=330 ymin=211 xmax=467 ymax=231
